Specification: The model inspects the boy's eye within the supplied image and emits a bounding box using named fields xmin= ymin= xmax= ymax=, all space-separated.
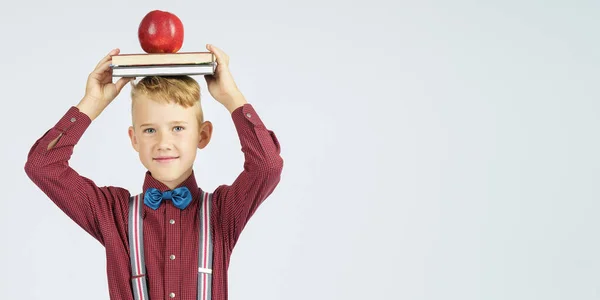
xmin=174 ymin=126 xmax=185 ymax=131
xmin=143 ymin=128 xmax=155 ymax=134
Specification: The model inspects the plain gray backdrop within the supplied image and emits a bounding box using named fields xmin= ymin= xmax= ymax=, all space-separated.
xmin=1 ymin=0 xmax=599 ymax=299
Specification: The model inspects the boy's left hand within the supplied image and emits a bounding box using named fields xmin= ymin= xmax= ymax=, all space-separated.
xmin=204 ymin=44 xmax=247 ymax=112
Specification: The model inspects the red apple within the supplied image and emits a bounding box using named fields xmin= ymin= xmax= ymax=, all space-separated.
xmin=138 ymin=10 xmax=184 ymax=53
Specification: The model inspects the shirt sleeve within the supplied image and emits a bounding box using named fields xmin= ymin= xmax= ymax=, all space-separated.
xmin=212 ymin=103 xmax=284 ymax=251
xmin=24 ymin=106 xmax=130 ymax=246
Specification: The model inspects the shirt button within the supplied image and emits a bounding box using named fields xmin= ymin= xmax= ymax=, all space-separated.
xmin=70 ymin=117 xmax=76 ymax=122
xmin=246 ymin=113 xmax=252 ymax=118
xmin=170 ymin=219 xmax=175 ymax=224
xmin=170 ymin=254 xmax=176 ymax=260
xmin=169 ymin=292 xmax=175 ymax=298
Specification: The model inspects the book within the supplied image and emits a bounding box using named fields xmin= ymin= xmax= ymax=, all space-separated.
xmin=111 ymin=63 xmax=216 ymax=77
xmin=111 ymin=51 xmax=215 ymax=67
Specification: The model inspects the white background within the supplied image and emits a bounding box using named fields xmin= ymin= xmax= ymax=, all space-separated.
xmin=1 ymin=0 xmax=599 ymax=299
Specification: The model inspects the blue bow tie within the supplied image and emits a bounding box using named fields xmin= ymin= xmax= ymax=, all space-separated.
xmin=144 ymin=187 xmax=192 ymax=210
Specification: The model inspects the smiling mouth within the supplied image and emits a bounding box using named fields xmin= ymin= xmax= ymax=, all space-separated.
xmin=153 ymin=156 xmax=179 ymax=162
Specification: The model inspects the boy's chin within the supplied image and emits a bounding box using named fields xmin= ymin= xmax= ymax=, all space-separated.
xmin=151 ymin=170 xmax=184 ymax=181
xmin=147 ymin=166 xmax=189 ymax=183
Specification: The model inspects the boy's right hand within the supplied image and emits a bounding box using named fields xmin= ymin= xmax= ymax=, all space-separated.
xmin=76 ymin=48 xmax=133 ymax=121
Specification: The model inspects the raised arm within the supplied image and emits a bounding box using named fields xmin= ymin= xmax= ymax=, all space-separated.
xmin=202 ymin=44 xmax=284 ymax=250
xmin=213 ymin=103 xmax=284 ymax=249
xmin=24 ymin=49 xmax=133 ymax=245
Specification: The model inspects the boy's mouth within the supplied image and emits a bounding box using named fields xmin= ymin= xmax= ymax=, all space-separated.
xmin=153 ymin=156 xmax=179 ymax=163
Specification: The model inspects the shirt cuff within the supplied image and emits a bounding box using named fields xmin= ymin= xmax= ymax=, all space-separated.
xmin=231 ymin=103 xmax=265 ymax=128
xmin=50 ymin=106 xmax=92 ymax=144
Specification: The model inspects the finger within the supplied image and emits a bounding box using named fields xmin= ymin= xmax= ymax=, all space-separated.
xmin=97 ymin=60 xmax=113 ymax=74
xmin=115 ymin=76 xmax=134 ymax=93
xmin=96 ymin=48 xmax=120 ymax=69
xmin=96 ymin=48 xmax=119 ymax=68
xmin=90 ymin=60 xmax=113 ymax=80
xmin=206 ymin=44 xmax=229 ymax=66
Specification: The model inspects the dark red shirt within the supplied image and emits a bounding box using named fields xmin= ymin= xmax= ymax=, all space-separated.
xmin=24 ymin=103 xmax=284 ymax=300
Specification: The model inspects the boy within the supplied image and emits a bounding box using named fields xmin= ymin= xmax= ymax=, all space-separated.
xmin=24 ymin=44 xmax=284 ymax=300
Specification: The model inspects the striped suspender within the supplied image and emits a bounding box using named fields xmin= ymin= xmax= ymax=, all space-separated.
xmin=127 ymin=191 xmax=213 ymax=300
xmin=198 ymin=190 xmax=213 ymax=300
xmin=128 ymin=193 xmax=149 ymax=300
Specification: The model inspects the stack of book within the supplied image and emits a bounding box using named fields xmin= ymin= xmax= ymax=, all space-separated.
xmin=110 ymin=52 xmax=216 ymax=77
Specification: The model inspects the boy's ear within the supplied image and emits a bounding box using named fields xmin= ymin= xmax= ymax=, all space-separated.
xmin=198 ymin=121 xmax=213 ymax=149
xmin=128 ymin=126 xmax=139 ymax=152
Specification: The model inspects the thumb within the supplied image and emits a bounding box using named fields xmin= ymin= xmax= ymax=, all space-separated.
xmin=204 ymin=74 xmax=215 ymax=86
xmin=115 ymin=77 xmax=134 ymax=93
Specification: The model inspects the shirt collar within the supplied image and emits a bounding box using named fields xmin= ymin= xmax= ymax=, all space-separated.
xmin=142 ymin=170 xmax=200 ymax=203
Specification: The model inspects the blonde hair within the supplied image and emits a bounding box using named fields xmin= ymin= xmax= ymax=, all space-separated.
xmin=130 ymin=75 xmax=204 ymax=124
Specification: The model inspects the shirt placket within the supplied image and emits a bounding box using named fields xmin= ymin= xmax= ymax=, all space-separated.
xmin=165 ymin=201 xmax=181 ymax=299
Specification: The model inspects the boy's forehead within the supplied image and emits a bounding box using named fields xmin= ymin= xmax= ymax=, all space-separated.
xmin=132 ymin=96 xmax=198 ymax=124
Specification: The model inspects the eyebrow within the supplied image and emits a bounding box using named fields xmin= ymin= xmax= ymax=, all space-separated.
xmin=139 ymin=121 xmax=189 ymax=127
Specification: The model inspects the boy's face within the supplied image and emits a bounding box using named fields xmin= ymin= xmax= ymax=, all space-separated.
xmin=128 ymin=95 xmax=212 ymax=188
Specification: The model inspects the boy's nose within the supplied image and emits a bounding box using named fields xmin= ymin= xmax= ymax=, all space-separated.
xmin=157 ymin=143 xmax=173 ymax=151
xmin=157 ymin=133 xmax=174 ymax=150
